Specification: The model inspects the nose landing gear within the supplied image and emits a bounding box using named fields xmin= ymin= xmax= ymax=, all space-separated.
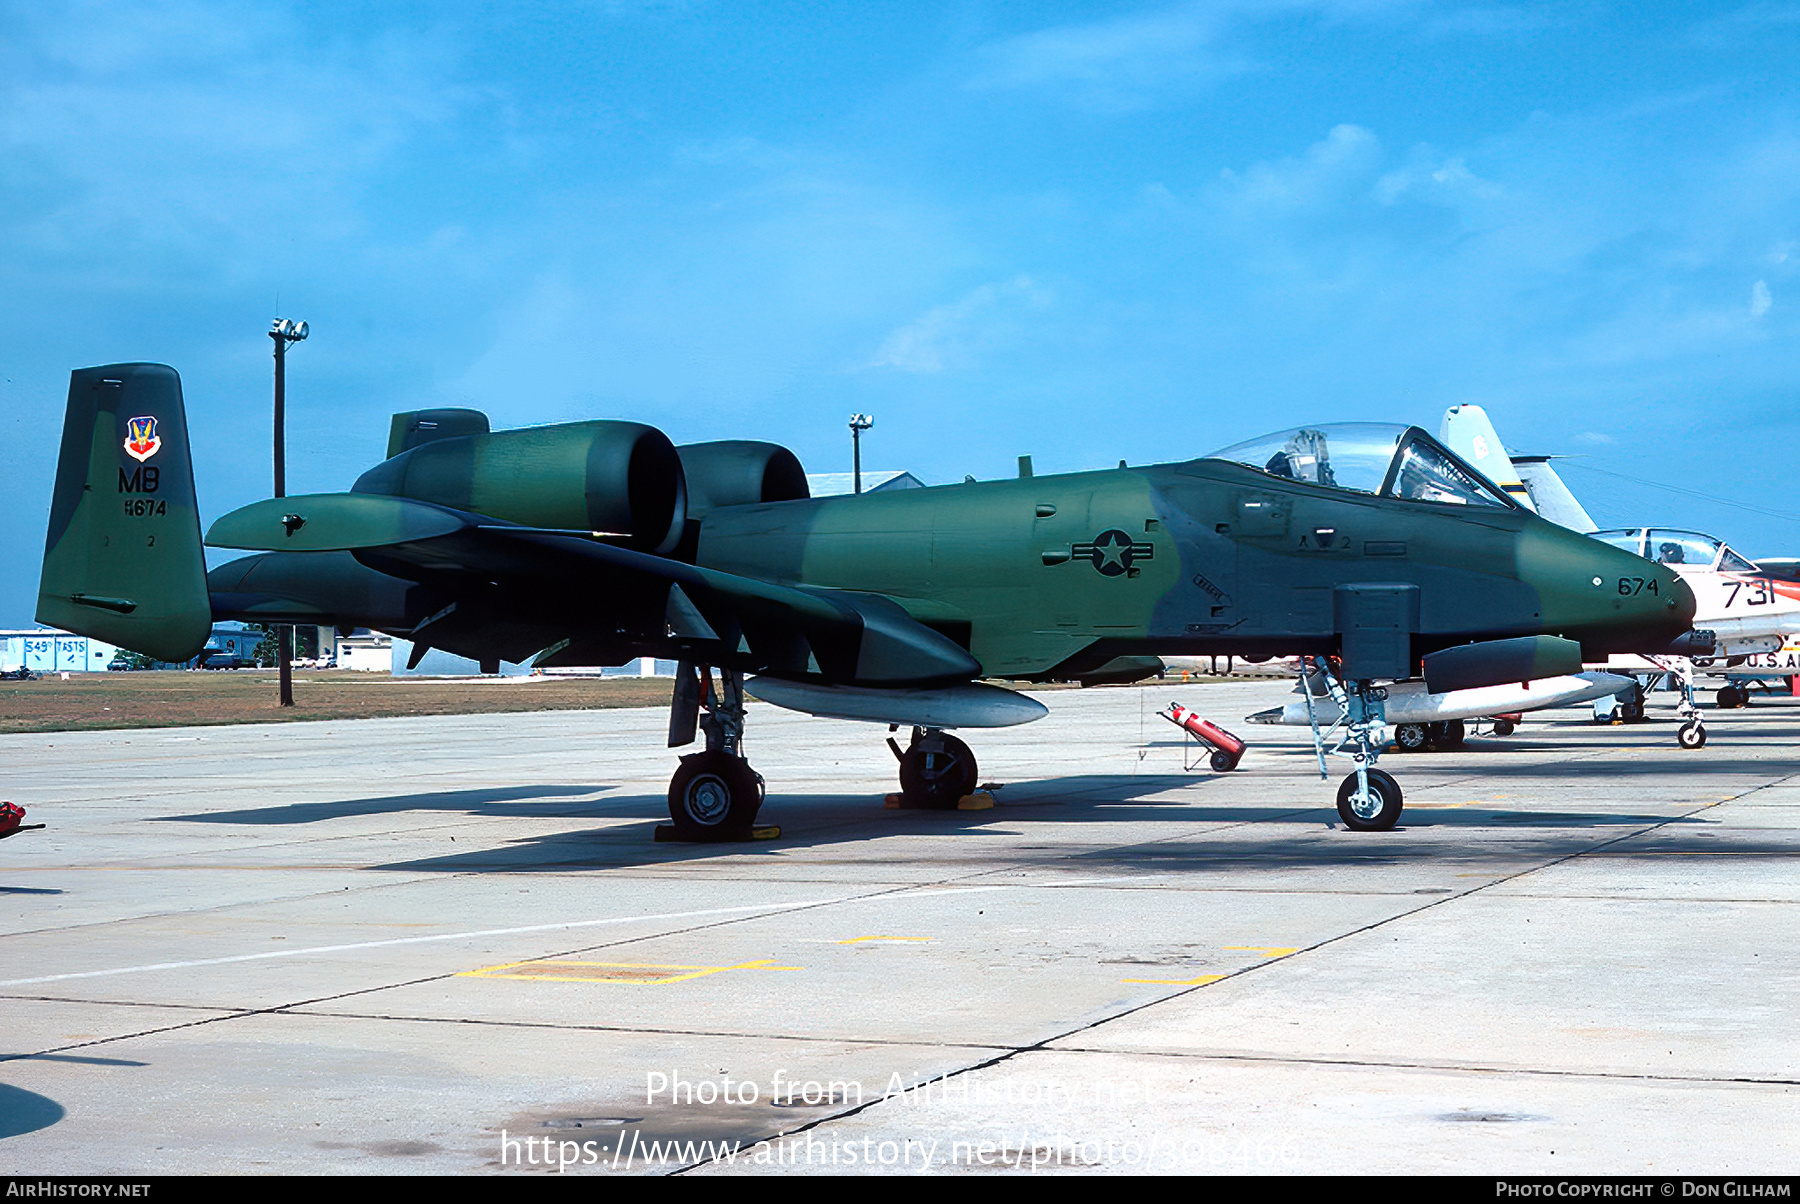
xmin=1298 ymin=657 xmax=1404 ymax=831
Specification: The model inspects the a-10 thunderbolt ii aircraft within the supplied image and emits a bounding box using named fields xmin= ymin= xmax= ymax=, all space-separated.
xmin=39 ymin=364 xmax=1696 ymax=838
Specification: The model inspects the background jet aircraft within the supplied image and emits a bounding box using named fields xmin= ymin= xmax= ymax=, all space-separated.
xmin=1245 ymin=668 xmax=1634 ymax=750
xmin=1441 ymin=405 xmax=1799 ymax=729
xmin=40 ymin=365 xmax=1693 ymax=836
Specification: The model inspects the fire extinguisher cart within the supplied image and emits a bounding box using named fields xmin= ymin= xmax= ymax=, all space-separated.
xmin=1159 ymin=703 xmax=1247 ymax=773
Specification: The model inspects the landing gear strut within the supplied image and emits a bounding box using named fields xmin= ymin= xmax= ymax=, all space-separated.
xmin=1638 ymin=659 xmax=1707 ymax=750
xmin=887 ymin=727 xmax=979 ymax=808
xmin=1298 ymin=657 xmax=1404 ymax=831
xmin=664 ymin=662 xmax=765 ymax=841
xmin=1667 ymin=662 xmax=1707 ymax=750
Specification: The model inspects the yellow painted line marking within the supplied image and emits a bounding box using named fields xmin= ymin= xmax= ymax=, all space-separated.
xmin=836 ymin=935 xmax=933 ymax=945
xmin=459 ymin=958 xmax=800 ymax=985
xmin=1122 ymin=973 xmax=1227 ymax=986
xmin=1221 ymin=946 xmax=1299 ymax=956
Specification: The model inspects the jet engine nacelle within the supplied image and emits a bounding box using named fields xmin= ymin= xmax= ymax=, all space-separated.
xmin=676 ymin=440 xmax=810 ymax=518
xmin=352 ymin=418 xmax=687 ymax=554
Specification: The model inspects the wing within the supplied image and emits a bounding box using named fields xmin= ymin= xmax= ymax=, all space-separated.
xmin=205 ymin=492 xmax=979 ymax=686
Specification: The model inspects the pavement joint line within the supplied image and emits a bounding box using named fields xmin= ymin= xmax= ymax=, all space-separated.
xmin=1475 ymin=892 xmax=1800 ymax=904
xmin=0 ymin=994 xmax=244 ymax=1011
xmin=0 ymin=1009 xmax=268 ymax=1065
xmin=669 ymin=764 xmax=1800 ymax=1174
xmin=1038 ymin=1044 xmax=1800 ymax=1088
xmin=259 ymin=1007 xmax=1020 ymax=1051
xmin=0 ymin=875 xmax=1040 ymax=1060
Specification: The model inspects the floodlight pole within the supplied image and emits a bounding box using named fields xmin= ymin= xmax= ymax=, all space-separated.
xmin=849 ymin=414 xmax=873 ymax=494
xmin=270 ymin=318 xmax=308 ymax=707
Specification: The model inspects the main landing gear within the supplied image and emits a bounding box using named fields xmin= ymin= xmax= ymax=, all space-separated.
xmin=1393 ymin=719 xmax=1465 ymax=753
xmin=663 ymin=662 xmax=767 ymax=842
xmin=887 ymin=727 xmax=979 ymax=808
xmin=1298 ymin=657 xmax=1404 ymax=831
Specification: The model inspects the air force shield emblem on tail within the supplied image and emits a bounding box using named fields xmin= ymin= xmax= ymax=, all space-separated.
xmin=124 ymin=415 xmax=162 ymax=463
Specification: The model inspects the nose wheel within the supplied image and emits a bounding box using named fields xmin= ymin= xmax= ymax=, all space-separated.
xmin=1297 ymin=657 xmax=1406 ymax=832
xmin=1337 ymin=768 xmax=1403 ymax=831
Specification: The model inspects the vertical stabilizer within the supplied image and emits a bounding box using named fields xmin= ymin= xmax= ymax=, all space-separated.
xmin=1512 ymin=458 xmax=1598 ymax=533
xmin=36 ymin=364 xmax=211 ymax=661
xmin=1439 ymin=404 xmax=1533 ymax=509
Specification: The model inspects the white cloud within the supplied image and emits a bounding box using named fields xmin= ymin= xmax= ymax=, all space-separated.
xmin=1752 ymin=279 xmax=1773 ymax=317
xmin=0 ymin=1 xmax=478 ymax=279
xmin=1216 ymin=124 xmax=1382 ymax=213
xmin=969 ymin=2 xmax=1238 ymax=106
xmin=1376 ymin=154 xmax=1505 ymax=204
xmin=866 ymin=277 xmax=1053 ymax=374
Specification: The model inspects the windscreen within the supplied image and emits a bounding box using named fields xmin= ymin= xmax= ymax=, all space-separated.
xmin=1386 ymin=438 xmax=1511 ymax=508
xmin=1648 ymin=530 xmax=1723 ymax=569
xmin=1208 ymin=425 xmax=1406 ymax=495
xmin=1209 ymin=424 xmax=1514 ymax=508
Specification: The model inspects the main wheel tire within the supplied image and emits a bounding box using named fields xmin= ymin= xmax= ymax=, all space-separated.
xmin=1678 ymin=722 xmax=1708 ymax=750
xmin=1337 ymin=768 xmax=1403 ymax=831
xmin=899 ymin=734 xmax=979 ymax=808
xmin=1491 ymin=718 xmax=1515 ymax=737
xmin=1621 ymin=698 xmax=1646 ymax=722
xmin=1395 ymin=723 xmax=1429 ymax=753
xmin=668 ymin=751 xmax=761 ymax=841
xmin=1425 ymin=720 xmax=1465 ymax=750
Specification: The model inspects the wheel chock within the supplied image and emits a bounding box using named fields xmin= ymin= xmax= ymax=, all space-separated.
xmin=883 ymin=793 xmax=904 ymax=809
xmin=653 ymin=824 xmax=782 ymax=843
xmin=956 ymin=792 xmax=994 ymax=810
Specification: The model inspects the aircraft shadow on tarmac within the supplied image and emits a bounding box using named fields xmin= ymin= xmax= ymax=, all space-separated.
xmin=330 ymin=770 xmax=1761 ymax=876
xmin=0 ymin=1083 xmax=65 ymax=1139
xmin=154 ymin=784 xmax=630 ymax=825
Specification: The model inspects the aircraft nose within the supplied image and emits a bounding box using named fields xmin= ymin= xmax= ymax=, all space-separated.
xmin=1518 ymin=521 xmax=1695 ymax=655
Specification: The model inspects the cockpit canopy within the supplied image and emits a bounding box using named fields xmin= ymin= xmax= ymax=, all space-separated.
xmin=1591 ymin=528 xmax=1760 ymax=574
xmin=1207 ymin=424 xmax=1515 ymax=509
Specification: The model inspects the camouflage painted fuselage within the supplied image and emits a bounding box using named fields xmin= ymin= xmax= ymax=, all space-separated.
xmin=698 ymin=460 xmax=1691 ymax=681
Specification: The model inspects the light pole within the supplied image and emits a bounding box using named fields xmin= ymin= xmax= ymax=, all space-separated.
xmin=270 ymin=317 xmax=307 ymax=707
xmin=848 ymin=414 xmax=873 ymax=494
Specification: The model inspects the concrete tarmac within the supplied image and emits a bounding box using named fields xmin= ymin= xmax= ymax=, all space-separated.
xmin=1 ymin=679 xmax=1797 ymax=1176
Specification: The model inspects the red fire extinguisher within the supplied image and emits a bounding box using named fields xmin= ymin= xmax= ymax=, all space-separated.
xmin=1161 ymin=703 xmax=1247 ymax=772
xmin=0 ymin=802 xmax=45 ymax=840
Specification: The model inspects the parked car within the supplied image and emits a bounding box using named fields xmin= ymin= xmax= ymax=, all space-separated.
xmin=201 ymin=655 xmax=251 ymax=670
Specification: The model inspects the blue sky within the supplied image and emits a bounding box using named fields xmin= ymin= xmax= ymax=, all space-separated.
xmin=4 ymin=0 xmax=1799 ymax=624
